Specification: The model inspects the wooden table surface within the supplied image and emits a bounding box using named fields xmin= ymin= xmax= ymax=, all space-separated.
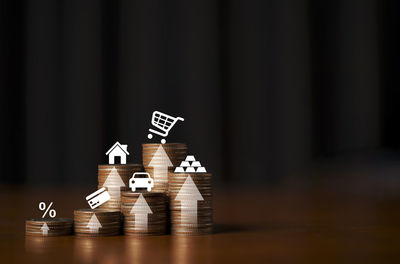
xmin=1 ymin=164 xmax=400 ymax=263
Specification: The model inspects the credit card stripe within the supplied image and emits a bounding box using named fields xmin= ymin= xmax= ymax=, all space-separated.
xmin=86 ymin=187 xmax=106 ymax=200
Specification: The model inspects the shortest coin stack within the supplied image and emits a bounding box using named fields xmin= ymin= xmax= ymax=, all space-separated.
xmin=25 ymin=218 xmax=73 ymax=237
xmin=74 ymin=209 xmax=121 ymax=237
xmin=121 ymin=191 xmax=168 ymax=236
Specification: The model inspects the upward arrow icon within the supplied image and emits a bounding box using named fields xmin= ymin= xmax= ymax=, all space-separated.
xmin=148 ymin=145 xmax=173 ymax=188
xmin=103 ymin=167 xmax=125 ymax=198
xmin=130 ymin=194 xmax=152 ymax=231
xmin=175 ymin=176 xmax=204 ymax=226
xmin=86 ymin=214 xmax=102 ymax=233
xmin=40 ymin=223 xmax=50 ymax=236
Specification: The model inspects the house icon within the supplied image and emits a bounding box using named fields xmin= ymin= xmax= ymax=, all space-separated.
xmin=105 ymin=141 xmax=129 ymax=164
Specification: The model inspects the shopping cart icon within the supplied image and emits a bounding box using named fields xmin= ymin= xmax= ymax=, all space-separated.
xmin=147 ymin=111 xmax=184 ymax=144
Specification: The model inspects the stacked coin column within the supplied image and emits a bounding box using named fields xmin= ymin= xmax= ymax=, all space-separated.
xmin=142 ymin=143 xmax=187 ymax=192
xmin=121 ymin=191 xmax=168 ymax=236
xmin=168 ymin=172 xmax=213 ymax=235
xmin=25 ymin=218 xmax=73 ymax=237
xmin=98 ymin=164 xmax=143 ymax=210
xmin=74 ymin=209 xmax=121 ymax=236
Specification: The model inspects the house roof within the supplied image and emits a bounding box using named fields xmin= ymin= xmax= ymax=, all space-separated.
xmin=105 ymin=141 xmax=130 ymax=155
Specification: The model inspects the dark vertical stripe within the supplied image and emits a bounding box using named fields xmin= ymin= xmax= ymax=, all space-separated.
xmin=218 ymin=0 xmax=232 ymax=183
xmin=101 ymin=0 xmax=119 ymax=147
xmin=1 ymin=0 xmax=26 ymax=183
xmin=56 ymin=0 xmax=67 ymax=182
xmin=309 ymin=0 xmax=337 ymax=157
xmin=24 ymin=0 xmax=64 ymax=185
xmin=62 ymin=0 xmax=103 ymax=185
xmin=379 ymin=0 xmax=400 ymax=148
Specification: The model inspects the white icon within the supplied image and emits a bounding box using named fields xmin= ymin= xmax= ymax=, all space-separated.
xmin=174 ymin=155 xmax=206 ymax=173
xmin=105 ymin=141 xmax=129 ymax=164
xmin=130 ymin=194 xmax=152 ymax=231
xmin=86 ymin=187 xmax=111 ymax=209
xmin=129 ymin=172 xmax=154 ymax=192
xmin=41 ymin=223 xmax=49 ymax=236
xmin=103 ymin=167 xmax=126 ymax=198
xmin=147 ymin=111 xmax=184 ymax=144
xmin=39 ymin=202 xmax=56 ymax=218
xmin=86 ymin=213 xmax=102 ymax=233
xmin=175 ymin=176 xmax=204 ymax=226
xmin=148 ymin=144 xmax=173 ymax=182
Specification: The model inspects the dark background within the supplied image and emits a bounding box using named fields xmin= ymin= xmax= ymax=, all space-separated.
xmin=1 ymin=0 xmax=399 ymax=187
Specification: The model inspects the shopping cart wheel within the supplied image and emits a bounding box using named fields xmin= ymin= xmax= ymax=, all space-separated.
xmin=161 ymin=139 xmax=166 ymax=144
xmin=147 ymin=133 xmax=153 ymax=139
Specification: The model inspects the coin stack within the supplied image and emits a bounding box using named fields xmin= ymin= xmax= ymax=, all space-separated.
xmin=98 ymin=164 xmax=143 ymax=210
xmin=121 ymin=191 xmax=168 ymax=236
xmin=74 ymin=209 xmax=121 ymax=236
xmin=142 ymin=143 xmax=187 ymax=192
xmin=169 ymin=172 xmax=213 ymax=235
xmin=25 ymin=218 xmax=73 ymax=237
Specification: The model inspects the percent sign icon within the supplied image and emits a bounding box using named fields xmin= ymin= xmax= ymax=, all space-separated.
xmin=39 ymin=202 xmax=56 ymax=218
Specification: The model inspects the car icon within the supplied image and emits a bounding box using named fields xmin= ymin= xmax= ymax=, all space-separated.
xmin=129 ymin=172 xmax=154 ymax=192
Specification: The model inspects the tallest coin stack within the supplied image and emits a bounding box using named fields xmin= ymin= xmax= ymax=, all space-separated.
xmin=142 ymin=143 xmax=187 ymax=192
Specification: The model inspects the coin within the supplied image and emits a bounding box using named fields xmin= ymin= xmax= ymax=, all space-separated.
xmin=97 ymin=164 xmax=143 ymax=211
xmin=142 ymin=143 xmax=187 ymax=192
xmin=25 ymin=218 xmax=73 ymax=237
xmin=168 ymin=172 xmax=213 ymax=235
xmin=121 ymin=191 xmax=168 ymax=236
xmin=74 ymin=209 xmax=121 ymax=237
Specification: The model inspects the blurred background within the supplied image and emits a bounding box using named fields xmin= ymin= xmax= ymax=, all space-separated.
xmin=1 ymin=0 xmax=399 ymax=187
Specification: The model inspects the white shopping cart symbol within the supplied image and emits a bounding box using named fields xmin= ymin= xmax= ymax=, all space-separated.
xmin=147 ymin=111 xmax=184 ymax=144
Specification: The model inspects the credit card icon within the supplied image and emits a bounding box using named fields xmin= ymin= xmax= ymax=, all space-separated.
xmin=86 ymin=187 xmax=111 ymax=209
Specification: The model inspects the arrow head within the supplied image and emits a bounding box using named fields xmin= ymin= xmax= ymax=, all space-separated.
xmin=86 ymin=214 xmax=102 ymax=229
xmin=130 ymin=194 xmax=153 ymax=215
xmin=103 ymin=167 xmax=126 ymax=187
xmin=148 ymin=145 xmax=173 ymax=167
xmin=41 ymin=222 xmax=49 ymax=231
xmin=175 ymin=176 xmax=204 ymax=201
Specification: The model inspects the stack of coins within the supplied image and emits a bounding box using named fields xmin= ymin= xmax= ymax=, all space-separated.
xmin=121 ymin=191 xmax=168 ymax=236
xmin=25 ymin=218 xmax=73 ymax=237
xmin=142 ymin=143 xmax=187 ymax=192
xmin=98 ymin=164 xmax=143 ymax=210
xmin=169 ymin=172 xmax=213 ymax=235
xmin=74 ymin=209 xmax=121 ymax=236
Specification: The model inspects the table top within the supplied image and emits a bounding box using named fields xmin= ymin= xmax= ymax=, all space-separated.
xmin=1 ymin=166 xmax=400 ymax=263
